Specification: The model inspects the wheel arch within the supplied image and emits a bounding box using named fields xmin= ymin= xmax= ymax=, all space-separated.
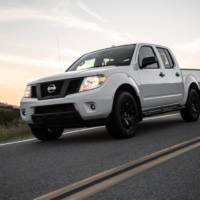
xmin=112 ymin=84 xmax=142 ymax=121
xmin=183 ymin=74 xmax=200 ymax=104
xmin=189 ymin=82 xmax=199 ymax=92
xmin=187 ymin=82 xmax=200 ymax=97
xmin=188 ymin=82 xmax=200 ymax=98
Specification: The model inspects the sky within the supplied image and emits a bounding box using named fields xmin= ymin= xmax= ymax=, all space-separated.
xmin=0 ymin=0 xmax=200 ymax=105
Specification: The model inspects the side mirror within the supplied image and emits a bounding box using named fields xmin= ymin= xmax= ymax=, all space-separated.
xmin=141 ymin=56 xmax=157 ymax=68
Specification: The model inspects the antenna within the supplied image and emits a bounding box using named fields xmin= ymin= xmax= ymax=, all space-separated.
xmin=55 ymin=31 xmax=63 ymax=69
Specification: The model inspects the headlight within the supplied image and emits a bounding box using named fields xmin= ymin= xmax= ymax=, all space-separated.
xmin=79 ymin=75 xmax=107 ymax=92
xmin=24 ymin=85 xmax=31 ymax=98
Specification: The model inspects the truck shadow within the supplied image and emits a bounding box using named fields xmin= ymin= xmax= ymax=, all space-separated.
xmin=137 ymin=118 xmax=184 ymax=135
xmin=33 ymin=117 xmax=187 ymax=145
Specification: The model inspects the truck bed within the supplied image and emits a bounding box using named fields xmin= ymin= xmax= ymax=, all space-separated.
xmin=181 ymin=69 xmax=200 ymax=83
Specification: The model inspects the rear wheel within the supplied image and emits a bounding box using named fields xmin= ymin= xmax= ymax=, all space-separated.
xmin=181 ymin=89 xmax=200 ymax=122
xmin=30 ymin=126 xmax=64 ymax=141
xmin=106 ymin=91 xmax=139 ymax=139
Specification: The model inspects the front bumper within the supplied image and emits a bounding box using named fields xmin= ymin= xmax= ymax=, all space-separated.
xmin=20 ymin=85 xmax=113 ymax=126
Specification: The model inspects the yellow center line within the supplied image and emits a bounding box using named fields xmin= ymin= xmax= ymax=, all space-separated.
xmin=34 ymin=136 xmax=200 ymax=200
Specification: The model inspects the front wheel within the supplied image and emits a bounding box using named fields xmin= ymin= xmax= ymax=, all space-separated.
xmin=30 ymin=126 xmax=64 ymax=141
xmin=181 ymin=89 xmax=200 ymax=122
xmin=106 ymin=91 xmax=139 ymax=139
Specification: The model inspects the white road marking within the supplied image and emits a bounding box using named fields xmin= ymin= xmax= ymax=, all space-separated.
xmin=0 ymin=113 xmax=179 ymax=147
xmin=0 ymin=138 xmax=36 ymax=147
xmin=0 ymin=127 xmax=103 ymax=147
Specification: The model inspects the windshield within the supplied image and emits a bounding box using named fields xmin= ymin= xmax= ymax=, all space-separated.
xmin=68 ymin=44 xmax=136 ymax=71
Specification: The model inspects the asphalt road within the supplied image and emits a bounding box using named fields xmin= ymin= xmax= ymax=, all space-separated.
xmin=0 ymin=113 xmax=200 ymax=200
xmin=89 ymin=148 xmax=200 ymax=200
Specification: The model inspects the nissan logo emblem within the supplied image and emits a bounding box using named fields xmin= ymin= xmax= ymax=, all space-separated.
xmin=47 ymin=84 xmax=56 ymax=94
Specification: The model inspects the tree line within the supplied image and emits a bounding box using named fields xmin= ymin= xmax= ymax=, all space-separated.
xmin=0 ymin=103 xmax=20 ymax=126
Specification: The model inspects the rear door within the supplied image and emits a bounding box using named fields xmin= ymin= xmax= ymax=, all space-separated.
xmin=156 ymin=47 xmax=184 ymax=105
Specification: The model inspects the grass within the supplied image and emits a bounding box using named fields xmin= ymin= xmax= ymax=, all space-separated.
xmin=0 ymin=121 xmax=32 ymax=142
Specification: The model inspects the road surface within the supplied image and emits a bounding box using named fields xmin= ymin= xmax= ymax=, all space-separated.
xmin=0 ymin=113 xmax=200 ymax=200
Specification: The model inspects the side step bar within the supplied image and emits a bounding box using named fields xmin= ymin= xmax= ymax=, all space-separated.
xmin=142 ymin=105 xmax=184 ymax=117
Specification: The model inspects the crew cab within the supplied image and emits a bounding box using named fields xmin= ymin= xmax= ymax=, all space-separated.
xmin=20 ymin=43 xmax=200 ymax=141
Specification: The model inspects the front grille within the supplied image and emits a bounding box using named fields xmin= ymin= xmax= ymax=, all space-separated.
xmin=34 ymin=103 xmax=76 ymax=114
xmin=41 ymin=80 xmax=64 ymax=98
xmin=66 ymin=79 xmax=83 ymax=95
xmin=32 ymin=78 xmax=83 ymax=100
xmin=31 ymin=86 xmax=37 ymax=98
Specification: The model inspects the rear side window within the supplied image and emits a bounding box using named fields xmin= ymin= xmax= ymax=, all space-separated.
xmin=138 ymin=46 xmax=159 ymax=69
xmin=157 ymin=48 xmax=174 ymax=69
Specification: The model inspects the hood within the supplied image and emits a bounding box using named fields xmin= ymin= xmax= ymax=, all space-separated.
xmin=28 ymin=66 xmax=116 ymax=85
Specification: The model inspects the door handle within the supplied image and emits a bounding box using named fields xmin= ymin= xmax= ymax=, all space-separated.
xmin=175 ymin=72 xmax=180 ymax=77
xmin=159 ymin=72 xmax=165 ymax=77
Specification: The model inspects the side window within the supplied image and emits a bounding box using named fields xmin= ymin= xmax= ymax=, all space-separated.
xmin=165 ymin=49 xmax=174 ymax=68
xmin=157 ymin=48 xmax=174 ymax=69
xmin=138 ymin=46 xmax=159 ymax=69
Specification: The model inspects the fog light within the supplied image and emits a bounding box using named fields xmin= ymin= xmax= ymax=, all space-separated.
xmin=21 ymin=109 xmax=26 ymax=116
xmin=90 ymin=103 xmax=96 ymax=110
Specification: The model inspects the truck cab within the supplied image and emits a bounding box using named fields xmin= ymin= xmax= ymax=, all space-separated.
xmin=135 ymin=44 xmax=184 ymax=112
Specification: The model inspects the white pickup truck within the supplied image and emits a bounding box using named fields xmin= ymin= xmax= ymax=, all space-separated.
xmin=20 ymin=43 xmax=200 ymax=141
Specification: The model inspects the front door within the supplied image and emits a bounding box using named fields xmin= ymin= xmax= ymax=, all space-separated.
xmin=138 ymin=45 xmax=170 ymax=110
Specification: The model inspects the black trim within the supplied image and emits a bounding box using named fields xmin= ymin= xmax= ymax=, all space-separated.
xmin=32 ymin=112 xmax=83 ymax=128
xmin=31 ymin=86 xmax=37 ymax=98
xmin=34 ymin=103 xmax=76 ymax=114
xmin=31 ymin=78 xmax=83 ymax=100
xmin=142 ymin=104 xmax=184 ymax=117
xmin=181 ymin=69 xmax=200 ymax=71
xmin=31 ymin=110 xmax=108 ymax=128
xmin=39 ymin=80 xmax=65 ymax=100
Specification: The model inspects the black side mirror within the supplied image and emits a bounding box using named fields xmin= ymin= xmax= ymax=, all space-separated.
xmin=141 ymin=56 xmax=157 ymax=68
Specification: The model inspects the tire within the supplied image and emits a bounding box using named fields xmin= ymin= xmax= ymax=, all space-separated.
xmin=106 ymin=91 xmax=139 ymax=139
xmin=181 ymin=89 xmax=200 ymax=122
xmin=30 ymin=126 xmax=64 ymax=141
